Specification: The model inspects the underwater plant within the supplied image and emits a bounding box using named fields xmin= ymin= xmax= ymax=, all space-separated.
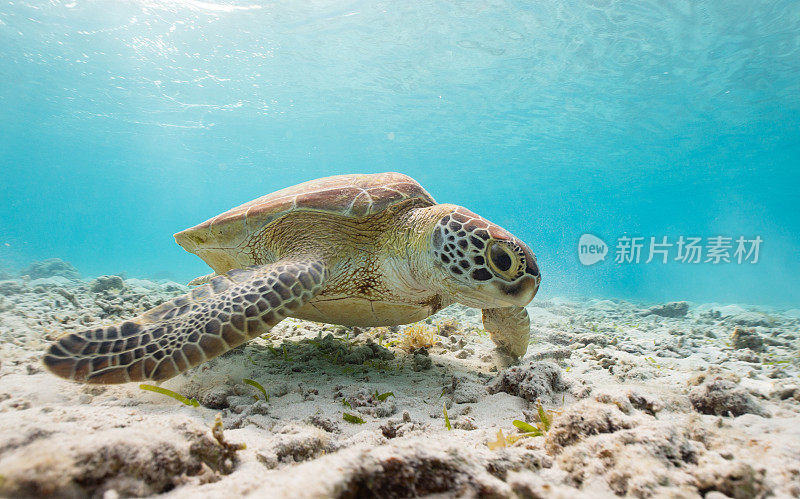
xmin=343 ymin=412 xmax=366 ymax=424
xmin=487 ymin=430 xmax=509 ymax=450
xmin=139 ymin=384 xmax=199 ymax=407
xmin=399 ymin=323 xmax=438 ymax=351
xmin=375 ymin=391 xmax=394 ymax=402
xmin=512 ymin=420 xmax=542 ymax=435
xmin=488 ymin=402 xmax=554 ymax=449
xmin=211 ymin=412 xmax=247 ymax=470
xmin=242 ymin=378 xmax=269 ymax=401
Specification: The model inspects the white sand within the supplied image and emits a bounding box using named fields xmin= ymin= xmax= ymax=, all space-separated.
xmin=0 ymin=275 xmax=798 ymax=497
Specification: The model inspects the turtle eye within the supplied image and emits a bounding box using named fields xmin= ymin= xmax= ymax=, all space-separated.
xmin=490 ymin=244 xmax=512 ymax=272
xmin=486 ymin=241 xmax=523 ymax=280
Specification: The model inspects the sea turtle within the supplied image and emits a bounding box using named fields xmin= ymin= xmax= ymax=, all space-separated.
xmin=43 ymin=172 xmax=541 ymax=384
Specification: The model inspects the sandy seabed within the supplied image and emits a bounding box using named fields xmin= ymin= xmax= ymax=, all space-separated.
xmin=0 ymin=264 xmax=798 ymax=498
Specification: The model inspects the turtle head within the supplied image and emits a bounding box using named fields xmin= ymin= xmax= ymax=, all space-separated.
xmin=430 ymin=206 xmax=541 ymax=308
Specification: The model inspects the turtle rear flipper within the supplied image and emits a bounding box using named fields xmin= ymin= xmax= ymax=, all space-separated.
xmin=187 ymin=271 xmax=217 ymax=286
xmin=43 ymin=259 xmax=328 ymax=384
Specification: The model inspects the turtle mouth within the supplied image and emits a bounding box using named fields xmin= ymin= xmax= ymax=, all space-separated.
xmin=456 ymin=276 xmax=539 ymax=309
xmin=455 ymin=290 xmax=510 ymax=309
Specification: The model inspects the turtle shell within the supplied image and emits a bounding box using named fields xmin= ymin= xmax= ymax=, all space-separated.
xmin=174 ymin=172 xmax=436 ymax=251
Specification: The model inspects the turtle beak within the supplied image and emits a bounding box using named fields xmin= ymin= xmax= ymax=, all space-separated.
xmin=524 ymin=253 xmax=541 ymax=302
xmin=505 ymin=242 xmax=540 ymax=306
xmin=457 ymin=271 xmax=540 ymax=309
xmin=497 ymin=273 xmax=540 ymax=307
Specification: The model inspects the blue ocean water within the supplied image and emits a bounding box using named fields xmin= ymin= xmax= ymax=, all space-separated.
xmin=0 ymin=0 xmax=798 ymax=306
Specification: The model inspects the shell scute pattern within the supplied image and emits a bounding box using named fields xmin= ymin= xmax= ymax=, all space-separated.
xmin=175 ymin=173 xmax=435 ymax=256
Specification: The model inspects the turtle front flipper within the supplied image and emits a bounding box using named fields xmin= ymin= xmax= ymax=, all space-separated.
xmin=43 ymin=259 xmax=328 ymax=384
xmin=482 ymin=306 xmax=531 ymax=358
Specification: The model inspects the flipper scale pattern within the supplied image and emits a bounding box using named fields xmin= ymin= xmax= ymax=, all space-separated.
xmin=43 ymin=259 xmax=327 ymax=384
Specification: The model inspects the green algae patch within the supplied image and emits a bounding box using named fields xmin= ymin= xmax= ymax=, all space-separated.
xmin=343 ymin=412 xmax=366 ymax=424
xmin=490 ymin=402 xmax=555 ymax=449
xmin=243 ymin=378 xmax=269 ymax=401
xmin=376 ymin=391 xmax=394 ymax=402
xmin=537 ymin=403 xmax=552 ymax=432
xmin=139 ymin=384 xmax=199 ymax=407
xmin=512 ymin=420 xmax=543 ymax=436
